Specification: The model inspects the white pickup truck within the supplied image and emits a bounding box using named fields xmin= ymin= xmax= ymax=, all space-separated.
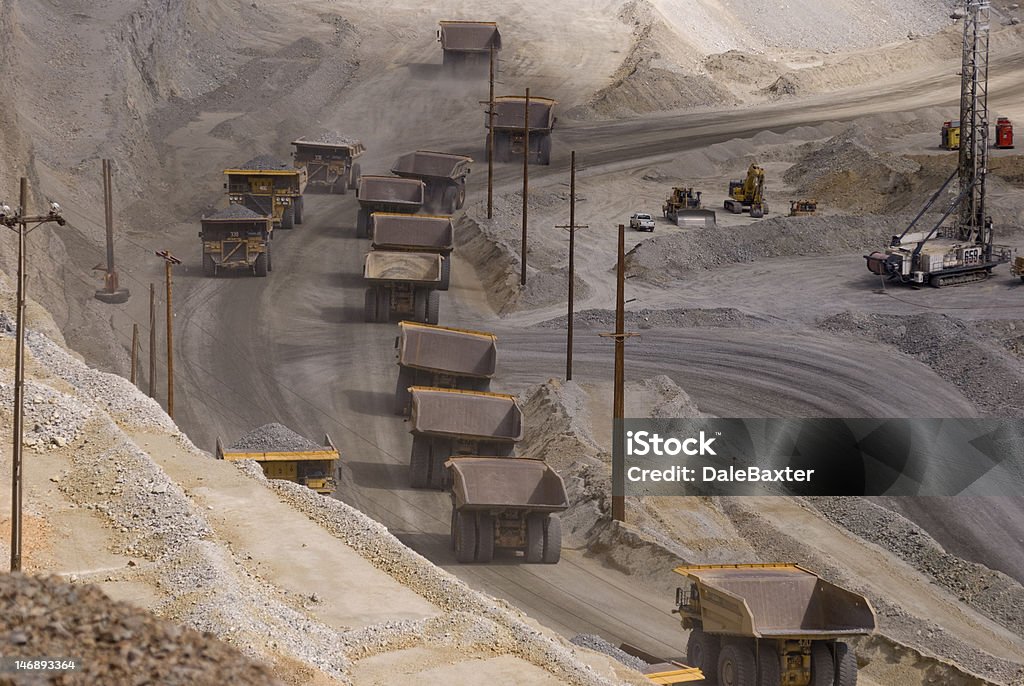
xmin=629 ymin=212 xmax=655 ymax=232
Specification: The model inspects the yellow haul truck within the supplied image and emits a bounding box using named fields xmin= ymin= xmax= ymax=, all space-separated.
xmin=198 ymin=205 xmax=273 ymax=277
xmin=673 ymin=564 xmax=875 ymax=686
xmin=215 ymin=424 xmax=339 ymax=495
xmin=224 ymin=155 xmax=307 ymax=230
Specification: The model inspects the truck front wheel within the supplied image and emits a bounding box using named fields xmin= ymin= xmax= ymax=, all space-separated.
xmin=542 ymin=514 xmax=561 ymax=563
xmin=475 ymin=513 xmax=494 ymax=563
xmin=525 ymin=513 xmax=545 ymax=563
xmin=426 ymin=290 xmax=440 ymax=325
xmin=717 ymin=642 xmax=755 ymax=686
xmin=686 ymin=628 xmax=720 ymax=683
xmin=810 ymin=642 xmax=835 ymax=686
xmin=833 ymin=642 xmax=857 ymax=686
xmin=454 ymin=510 xmax=477 ymax=563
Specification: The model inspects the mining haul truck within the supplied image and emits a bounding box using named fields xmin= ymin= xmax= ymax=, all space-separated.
xmin=355 ymin=175 xmax=425 ymax=239
xmin=371 ymin=213 xmax=454 ymax=290
xmin=393 ymin=321 xmax=496 ymax=415
xmin=663 ymin=187 xmax=717 ymax=227
xmin=1012 ymin=255 xmax=1024 ymax=281
xmin=391 ymin=150 xmax=472 ymax=213
xmin=363 ymin=251 xmax=442 ymax=324
xmin=486 ymin=96 xmax=557 ymax=165
xmin=407 ymin=387 xmax=522 ymax=490
xmin=291 ymin=135 xmax=364 ymax=194
xmin=224 ymin=155 xmax=307 ymax=230
xmin=725 ymin=164 xmax=768 ymax=217
xmin=447 ymin=457 xmax=568 ymax=564
xmin=215 ymin=434 xmax=340 ymax=495
xmin=437 ymin=20 xmax=500 ymax=70
xmin=199 ymin=205 xmax=273 ymax=277
xmin=674 ymin=564 xmax=876 ymax=686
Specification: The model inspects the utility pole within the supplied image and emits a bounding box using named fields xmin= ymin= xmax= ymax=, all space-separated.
xmin=2 ymin=177 xmax=65 ymax=571
xmin=521 ymin=87 xmax=530 ymax=287
xmin=155 ymin=251 xmax=181 ymax=418
xmin=487 ymin=41 xmax=496 ymax=219
xmin=555 ymin=151 xmax=587 ymax=381
xmin=148 ymin=283 xmax=155 ymax=398
xmin=93 ymin=159 xmax=129 ymax=304
xmin=130 ymin=323 xmax=139 ymax=385
xmin=599 ymin=224 xmax=637 ymax=523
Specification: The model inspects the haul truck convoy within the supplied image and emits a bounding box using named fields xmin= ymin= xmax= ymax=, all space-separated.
xmin=291 ymin=135 xmax=364 ymax=194
xmin=394 ymin=321 xmax=497 ymax=415
xmin=391 ymin=150 xmax=472 ymax=214
xmin=486 ymin=95 xmax=557 ymax=165
xmin=355 ymin=175 xmax=425 ymax=238
xmin=224 ymin=155 xmax=307 ymax=230
xmin=363 ymin=251 xmax=442 ymax=324
xmin=447 ymin=457 xmax=568 ymax=564
xmin=199 ymin=205 xmax=273 ymax=277
xmin=371 ymin=213 xmax=454 ymax=290
xmin=674 ymin=564 xmax=875 ymax=686
xmin=407 ymin=387 xmax=522 ymax=490
xmin=215 ymin=430 xmax=340 ymax=495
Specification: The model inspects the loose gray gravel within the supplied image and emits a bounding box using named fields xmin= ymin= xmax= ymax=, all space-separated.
xmin=227 ymin=423 xmax=324 ymax=452
xmin=571 ymin=634 xmax=649 ymax=673
xmin=235 ymin=154 xmax=290 ymax=171
xmin=203 ymin=204 xmax=266 ymax=220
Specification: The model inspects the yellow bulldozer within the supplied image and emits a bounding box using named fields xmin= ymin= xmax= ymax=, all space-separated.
xmin=725 ymin=164 xmax=768 ymax=218
xmin=663 ymin=187 xmax=717 ymax=227
xmin=788 ymin=199 xmax=817 ymax=216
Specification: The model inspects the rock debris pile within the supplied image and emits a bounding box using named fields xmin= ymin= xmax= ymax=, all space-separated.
xmin=227 ymin=423 xmax=323 ymax=452
xmin=570 ymin=634 xmax=649 ymax=674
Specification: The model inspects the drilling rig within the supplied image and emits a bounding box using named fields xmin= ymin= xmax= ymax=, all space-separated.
xmin=866 ymin=0 xmax=1014 ymax=287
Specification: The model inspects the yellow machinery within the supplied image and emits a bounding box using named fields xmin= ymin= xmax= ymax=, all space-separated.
xmin=1012 ymin=255 xmax=1024 ymax=282
xmin=941 ymin=120 xmax=961 ymax=150
xmin=725 ymin=164 xmax=768 ymax=218
xmin=663 ymin=187 xmax=717 ymax=226
xmin=224 ymin=155 xmax=308 ymax=230
xmin=788 ymin=199 xmax=817 ymax=216
xmin=216 ymin=434 xmax=340 ymax=495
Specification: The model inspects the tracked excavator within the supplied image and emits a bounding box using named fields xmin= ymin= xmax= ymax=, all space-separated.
xmin=725 ymin=164 xmax=768 ymax=218
xmin=866 ymin=0 xmax=1014 ymax=287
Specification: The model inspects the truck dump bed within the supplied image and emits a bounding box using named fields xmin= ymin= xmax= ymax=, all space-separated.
xmin=292 ymin=135 xmax=365 ymax=159
xmin=391 ymin=151 xmax=472 ymax=182
xmin=675 ymin=564 xmax=876 ymax=639
xmin=409 ymin=387 xmax=523 ymax=441
xmin=356 ymin=176 xmax=425 ymax=209
xmin=438 ymin=21 xmax=501 ymax=52
xmin=364 ymin=251 xmax=441 ymax=284
xmin=397 ymin=321 xmax=496 ymax=377
xmin=447 ymin=457 xmax=568 ymax=511
xmin=489 ymin=96 xmax=557 ymax=131
xmin=371 ymin=214 xmax=454 ymax=252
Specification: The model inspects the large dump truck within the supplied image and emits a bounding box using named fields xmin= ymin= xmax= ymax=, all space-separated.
xmin=225 ymin=155 xmax=307 ymax=230
xmin=437 ymin=20 xmax=500 ymax=70
xmin=198 ymin=205 xmax=273 ymax=277
xmin=371 ymin=213 xmax=454 ymax=290
xmin=391 ymin=150 xmax=473 ymax=214
xmin=1012 ymin=255 xmax=1024 ymax=281
xmin=291 ymin=134 xmax=365 ymax=194
xmin=663 ymin=187 xmax=717 ymax=227
xmin=407 ymin=387 xmax=522 ymax=489
xmin=363 ymin=251 xmax=442 ymax=324
xmin=393 ymin=321 xmax=496 ymax=415
xmin=215 ymin=424 xmax=340 ymax=495
xmin=673 ymin=564 xmax=876 ymax=686
xmin=355 ymin=175 xmax=425 ymax=239
xmin=486 ymin=96 xmax=557 ymax=165
xmin=446 ymin=457 xmax=567 ymax=564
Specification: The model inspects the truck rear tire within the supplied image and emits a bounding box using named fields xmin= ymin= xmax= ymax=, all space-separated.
xmin=350 ymin=163 xmax=360 ymax=190
xmin=409 ymin=436 xmax=430 ymax=489
xmin=454 ymin=510 xmax=477 ymax=563
xmin=356 ymin=208 xmax=369 ymax=238
xmin=294 ymin=197 xmax=304 ymax=224
xmin=542 ymin=514 xmax=561 ymax=563
xmin=254 ymin=252 xmax=268 ymax=277
xmin=539 ymin=135 xmax=552 ymax=165
xmin=439 ymin=256 xmax=451 ymax=291
xmin=833 ymin=642 xmax=857 ymax=686
xmin=810 ymin=642 xmax=835 ymax=686
xmin=394 ymin=366 xmax=413 ymax=415
xmin=686 ymin=628 xmax=720 ymax=683
xmin=413 ymin=289 xmax=428 ymax=322
xmin=757 ymin=643 xmax=781 ymax=686
xmin=203 ymin=254 xmax=216 ymax=277
xmin=718 ymin=642 xmax=756 ymax=686
xmin=456 ymin=180 xmax=466 ymax=209
xmin=525 ymin=513 xmax=545 ymax=563
xmin=428 ymin=446 xmax=449 ymax=490
xmin=426 ymin=290 xmax=440 ymax=325
xmin=364 ymin=288 xmax=377 ymax=323
xmin=281 ymin=206 xmax=295 ymax=230
xmin=266 ymin=244 xmax=272 ymax=272
xmin=476 ymin=513 xmax=494 ymax=563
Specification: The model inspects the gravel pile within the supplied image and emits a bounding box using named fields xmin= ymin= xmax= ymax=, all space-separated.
xmin=236 ymin=154 xmax=290 ymax=171
xmin=0 ymin=572 xmax=283 ymax=686
xmin=0 ymin=380 xmax=92 ymax=451
xmin=819 ymin=311 xmax=1024 ymax=417
xmin=535 ymin=307 xmax=769 ymax=331
xmin=227 ymin=423 xmax=323 ymax=452
xmin=202 ymin=204 xmax=265 ymax=221
xmin=571 ymin=634 xmax=649 ymax=673
xmin=309 ymin=131 xmax=361 ymax=147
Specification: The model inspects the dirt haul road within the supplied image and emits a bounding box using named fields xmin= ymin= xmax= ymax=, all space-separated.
xmin=157 ymin=28 xmax=1024 ymax=677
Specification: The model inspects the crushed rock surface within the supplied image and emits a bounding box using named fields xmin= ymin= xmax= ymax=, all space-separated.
xmin=570 ymin=634 xmax=649 ymax=673
xmin=227 ymin=423 xmax=324 ymax=452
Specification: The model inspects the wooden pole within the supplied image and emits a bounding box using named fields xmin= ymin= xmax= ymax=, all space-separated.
xmin=612 ymin=223 xmax=626 ymax=523
xmin=521 ymin=87 xmax=530 ymax=287
xmin=148 ymin=283 xmax=155 ymax=398
xmin=567 ymin=151 xmax=576 ymax=381
xmin=10 ymin=178 xmax=28 ymax=571
xmin=487 ymin=41 xmax=495 ymax=219
xmin=165 ymin=261 xmax=174 ymax=419
xmin=130 ymin=323 xmax=138 ymax=387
